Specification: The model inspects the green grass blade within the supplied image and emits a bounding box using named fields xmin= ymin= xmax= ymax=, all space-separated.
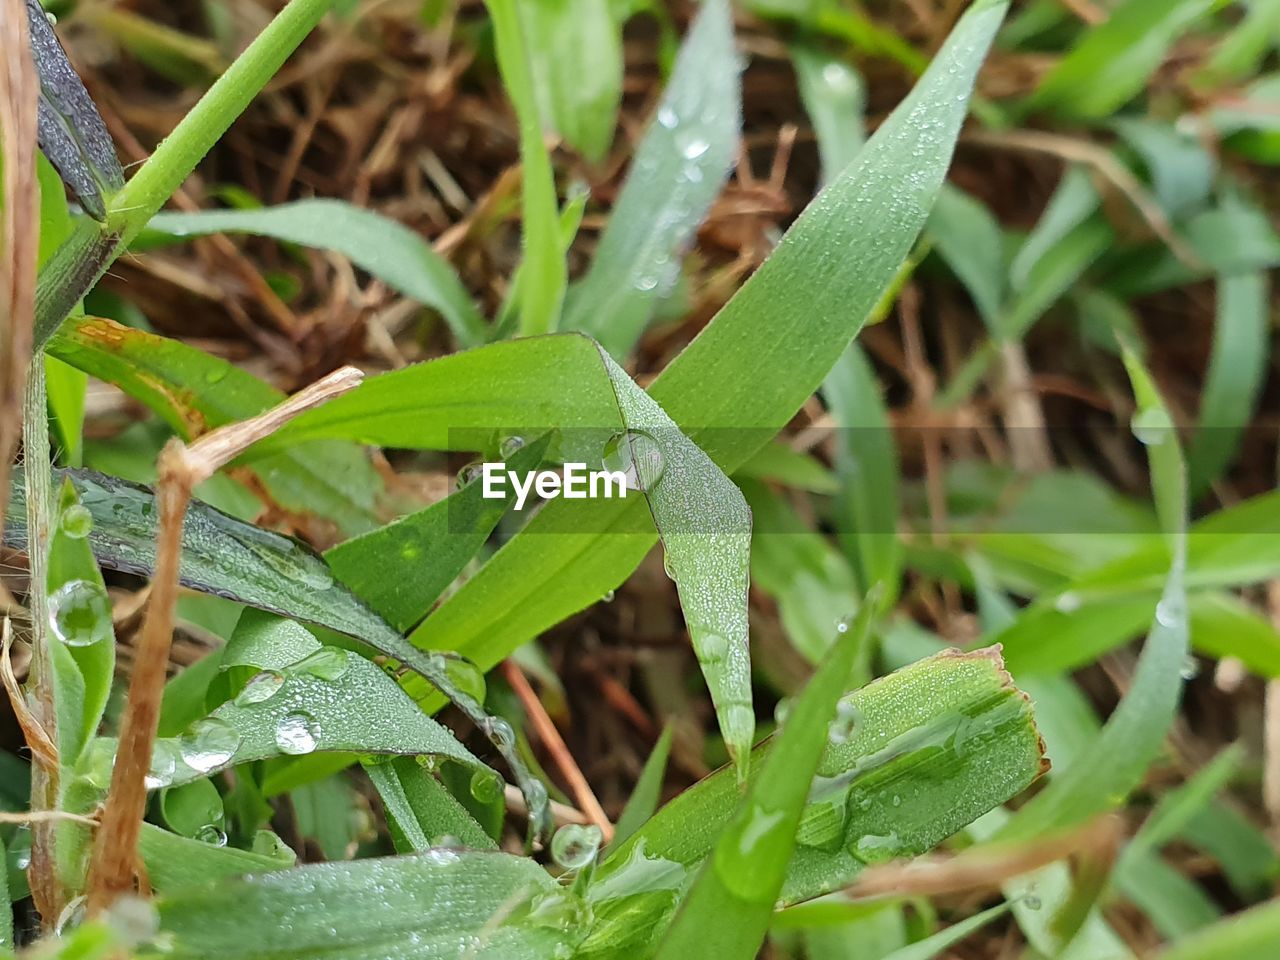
xmin=246 ymin=334 xmax=757 ymax=774
xmin=607 ymin=723 xmax=675 ymax=854
xmin=1188 ymin=270 xmax=1270 ymax=497
xmin=323 ymin=434 xmax=551 ymax=631
xmin=926 ymin=184 xmax=1005 ymax=331
xmin=146 ymin=200 xmax=487 ymax=346
xmin=565 ymin=0 xmax=740 ymax=358
xmin=791 ymin=45 xmax=865 ymax=184
xmin=45 ymin=477 xmax=115 ymax=764
xmin=998 ymin=347 xmax=1189 ymax=841
xmin=522 ymin=0 xmax=622 ymax=162
xmin=485 ymin=0 xmax=565 ymax=336
xmin=154 ymin=849 xmax=567 ymax=959
xmin=653 ymin=602 xmax=876 ymax=960
xmin=1158 ymin=901 xmax=1280 ymax=960
xmin=880 ymin=903 xmax=1011 ymax=960
xmin=822 ymin=343 xmax=903 ymax=605
xmin=595 ymin=647 xmax=1044 ymax=918
xmin=1030 ymin=0 xmax=1218 ymax=119
xmin=363 ymin=757 xmax=495 ymax=853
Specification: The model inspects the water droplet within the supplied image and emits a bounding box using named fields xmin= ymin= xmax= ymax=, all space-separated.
xmin=851 ymin=831 xmax=902 ymax=864
xmin=662 ymin=551 xmax=678 ymax=580
xmin=634 ymin=273 xmax=659 ymax=292
xmin=48 ymin=579 xmax=112 ymax=647
xmin=291 ymin=647 xmax=349 ymax=682
xmin=470 ymin=769 xmax=504 ymax=804
xmin=1131 ymin=406 xmax=1173 ymax=446
xmin=550 ymin=823 xmax=603 ymax=870
xmin=275 ymin=711 xmax=320 ymax=755
xmin=696 ymin=632 xmax=728 ymax=663
xmin=60 ymin=504 xmax=93 ymax=539
xmin=1179 ymin=655 xmax=1200 ymax=680
xmin=481 ymin=716 xmax=516 ymax=753
xmin=601 ymin=589 xmax=616 ymax=603
xmin=714 ymin=804 xmax=787 ymax=898
xmin=773 ymin=697 xmax=792 ymax=726
xmin=195 ymin=824 xmax=228 ymax=847
xmin=205 ymin=366 xmax=230 ymax=385
xmin=431 ymin=833 xmax=464 ymax=850
xmin=55 ymin=895 xmax=87 ymax=936
xmin=456 ymin=460 xmax=484 ymax=491
xmin=602 ymin=430 xmax=665 ymax=492
xmin=657 ymin=105 xmax=678 ymax=129
xmin=1055 ymin=591 xmax=1082 ymax=614
xmin=180 ymin=718 xmax=240 ymax=773
xmin=678 ymin=134 xmax=710 ymax=160
xmin=827 ymin=698 xmax=862 ymax=745
xmin=146 ymin=739 xmax=181 ymax=789
xmin=820 ymin=61 xmax=857 ymax=95
xmin=1024 ymin=893 xmax=1042 ymax=910
xmin=1155 ymin=598 xmax=1183 ymax=629
xmin=423 ymin=846 xmax=462 ymax=866
xmin=499 ymin=434 xmax=526 ymax=459
xmin=235 ymin=669 xmax=285 ymax=706
xmin=835 ymin=617 xmax=851 ymax=634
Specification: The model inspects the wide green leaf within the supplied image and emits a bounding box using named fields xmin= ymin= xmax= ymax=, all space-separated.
xmin=146 ymin=200 xmax=486 ymax=346
xmin=564 ymin=0 xmax=740 ymax=358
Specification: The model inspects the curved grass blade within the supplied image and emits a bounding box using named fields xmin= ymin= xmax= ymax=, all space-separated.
xmin=364 ymin=757 xmax=496 ymax=854
xmin=355 ymin=0 xmax=1011 ymax=713
xmin=1158 ymin=900 xmax=1280 ymax=960
xmin=1030 ymin=0 xmax=1217 ymax=120
xmin=145 ymin=200 xmax=486 ymax=346
xmin=246 ymin=334 xmax=756 ymax=777
xmin=154 ymin=849 xmax=569 ymax=960
xmin=654 ymin=602 xmax=875 ymax=960
xmin=1188 ymin=270 xmax=1270 ymax=497
xmin=564 ymin=0 xmax=740 ymax=357
xmin=997 ymin=346 xmax=1188 ymax=842
xmin=791 ymin=44 xmax=865 ymax=184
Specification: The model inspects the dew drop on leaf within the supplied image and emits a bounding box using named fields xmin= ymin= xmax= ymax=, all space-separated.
xmin=48 ymin=579 xmax=112 ymax=647
xmin=234 ymin=669 xmax=286 ymax=706
xmin=180 ymin=718 xmax=241 ymax=773
xmin=469 ymin=769 xmax=504 ymax=804
xmin=195 ymin=824 xmax=228 ymax=847
xmin=550 ymin=823 xmax=603 ymax=870
xmin=60 ymin=503 xmax=93 ymax=538
xmin=456 ymin=460 xmax=484 ymax=491
xmin=275 ymin=711 xmax=321 ymax=755
xmin=290 ymin=646 xmax=350 ymax=682
xmin=481 ymin=716 xmax=516 ymax=753
xmin=1131 ymin=406 xmax=1172 ymax=446
xmin=602 ymin=430 xmax=665 ymax=492
xmin=827 ymin=698 xmax=862 ymax=745
xmin=499 ymin=434 xmax=526 ymax=459
xmin=146 ymin=739 xmax=181 ymax=789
